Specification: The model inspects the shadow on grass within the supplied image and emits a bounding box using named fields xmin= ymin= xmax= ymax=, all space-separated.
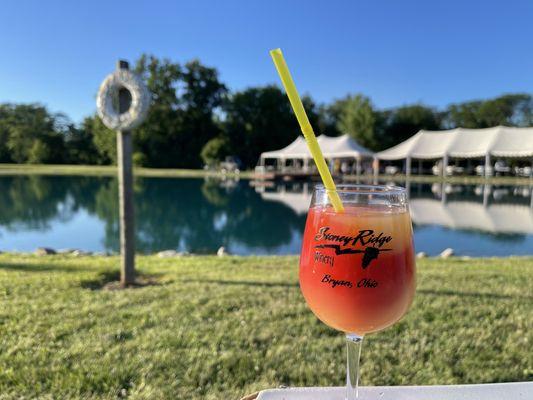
xmin=0 ymin=261 xmax=91 ymax=273
xmin=182 ymin=279 xmax=298 ymax=288
xmin=81 ymin=270 xmax=166 ymax=290
xmin=183 ymin=280 xmax=528 ymax=298
xmin=418 ymin=289 xmax=531 ymax=301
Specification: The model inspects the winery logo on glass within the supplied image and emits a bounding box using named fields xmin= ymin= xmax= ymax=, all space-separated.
xmin=314 ymin=227 xmax=392 ymax=269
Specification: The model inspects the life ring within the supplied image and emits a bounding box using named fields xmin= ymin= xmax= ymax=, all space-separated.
xmin=96 ymin=69 xmax=150 ymax=131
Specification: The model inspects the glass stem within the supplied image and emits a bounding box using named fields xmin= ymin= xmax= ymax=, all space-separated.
xmin=346 ymin=333 xmax=364 ymax=400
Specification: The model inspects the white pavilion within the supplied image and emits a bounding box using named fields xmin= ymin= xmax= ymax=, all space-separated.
xmin=258 ymin=134 xmax=374 ymax=175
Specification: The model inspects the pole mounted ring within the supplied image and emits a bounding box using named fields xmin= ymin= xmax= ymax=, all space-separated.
xmin=96 ymin=69 xmax=150 ymax=131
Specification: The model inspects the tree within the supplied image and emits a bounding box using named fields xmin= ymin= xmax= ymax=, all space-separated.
xmin=83 ymin=115 xmax=116 ymax=164
xmin=133 ymin=55 xmax=227 ymax=168
xmin=333 ymin=94 xmax=377 ymax=149
xmin=178 ymin=60 xmax=227 ymax=167
xmin=132 ymin=55 xmax=182 ymax=168
xmin=377 ymin=104 xmax=441 ymax=149
xmin=316 ymin=104 xmax=341 ymax=137
xmin=0 ymin=105 xmax=12 ymax=162
xmin=0 ymin=104 xmax=65 ymax=164
xmin=58 ymin=113 xmax=102 ymax=165
xmin=444 ymin=94 xmax=532 ymax=128
xmin=201 ymin=136 xmax=230 ymax=166
xmin=223 ymin=85 xmax=320 ymax=168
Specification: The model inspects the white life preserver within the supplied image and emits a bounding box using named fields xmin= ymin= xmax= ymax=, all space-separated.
xmin=96 ymin=69 xmax=150 ymax=131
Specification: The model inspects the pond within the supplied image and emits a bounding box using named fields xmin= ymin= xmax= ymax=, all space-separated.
xmin=0 ymin=175 xmax=532 ymax=256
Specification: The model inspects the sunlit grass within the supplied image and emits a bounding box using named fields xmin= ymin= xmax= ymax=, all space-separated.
xmin=0 ymin=254 xmax=531 ymax=399
xmin=0 ymin=164 xmax=250 ymax=179
xmin=0 ymin=163 xmax=532 ymax=185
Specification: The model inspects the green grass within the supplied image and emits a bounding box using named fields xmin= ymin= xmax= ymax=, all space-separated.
xmin=0 ymin=164 xmax=252 ymax=179
xmin=0 ymin=163 xmax=531 ymax=185
xmin=0 ymin=254 xmax=532 ymax=399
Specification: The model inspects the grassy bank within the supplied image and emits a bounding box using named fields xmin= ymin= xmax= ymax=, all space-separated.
xmin=0 ymin=163 xmax=531 ymax=184
xmin=0 ymin=164 xmax=252 ymax=179
xmin=0 ymin=254 xmax=531 ymax=399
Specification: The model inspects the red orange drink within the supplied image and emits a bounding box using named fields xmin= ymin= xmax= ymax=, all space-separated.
xmin=300 ymin=199 xmax=416 ymax=335
xmin=298 ymin=184 xmax=416 ymax=400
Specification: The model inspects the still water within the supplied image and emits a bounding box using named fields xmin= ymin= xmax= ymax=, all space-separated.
xmin=0 ymin=176 xmax=532 ymax=256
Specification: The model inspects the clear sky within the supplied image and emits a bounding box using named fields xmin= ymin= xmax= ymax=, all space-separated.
xmin=1 ymin=0 xmax=533 ymax=122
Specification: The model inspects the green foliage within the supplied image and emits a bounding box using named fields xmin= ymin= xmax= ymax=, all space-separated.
xmin=0 ymin=104 xmax=65 ymax=163
xmin=133 ymin=55 xmax=227 ymax=168
xmin=223 ymin=86 xmax=320 ymax=167
xmin=444 ymin=93 xmax=533 ymax=128
xmin=377 ymin=104 xmax=442 ymax=150
xmin=201 ymin=136 xmax=230 ymax=166
xmin=64 ymin=118 xmax=102 ymax=165
xmin=333 ymin=94 xmax=377 ymax=149
xmin=132 ymin=152 xmax=147 ymax=167
xmin=132 ymin=55 xmax=183 ymax=168
xmin=84 ymin=116 xmax=116 ymax=164
xmin=316 ymin=104 xmax=342 ymax=137
xmin=0 ymin=254 xmax=531 ymax=399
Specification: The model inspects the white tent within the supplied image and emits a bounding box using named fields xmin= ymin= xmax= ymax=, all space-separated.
xmin=259 ymin=134 xmax=374 ymax=173
xmin=260 ymin=136 xmax=310 ymax=159
xmin=376 ymin=126 xmax=533 ymax=176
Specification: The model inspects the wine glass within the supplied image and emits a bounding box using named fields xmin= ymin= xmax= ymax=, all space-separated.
xmin=299 ymin=184 xmax=416 ymax=399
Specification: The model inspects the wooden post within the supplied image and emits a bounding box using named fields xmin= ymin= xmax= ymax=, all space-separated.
xmin=97 ymin=59 xmax=149 ymax=288
xmin=116 ymin=60 xmax=135 ymax=287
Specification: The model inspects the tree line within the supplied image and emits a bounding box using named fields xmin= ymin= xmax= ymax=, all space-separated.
xmin=0 ymin=54 xmax=532 ymax=169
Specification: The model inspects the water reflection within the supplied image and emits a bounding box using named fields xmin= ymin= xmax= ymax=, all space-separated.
xmin=0 ymin=175 xmax=531 ymax=255
xmin=257 ymin=180 xmax=533 ymax=256
xmin=405 ymin=182 xmax=533 ymax=235
xmin=0 ymin=176 xmax=306 ymax=254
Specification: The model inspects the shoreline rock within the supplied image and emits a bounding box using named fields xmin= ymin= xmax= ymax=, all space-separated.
xmin=35 ymin=247 xmax=56 ymax=256
xmin=217 ymin=246 xmax=229 ymax=257
xmin=439 ymin=248 xmax=455 ymax=258
xmin=156 ymin=250 xmax=190 ymax=258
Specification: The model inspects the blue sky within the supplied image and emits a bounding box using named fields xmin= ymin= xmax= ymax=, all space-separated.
xmin=1 ymin=0 xmax=532 ymax=122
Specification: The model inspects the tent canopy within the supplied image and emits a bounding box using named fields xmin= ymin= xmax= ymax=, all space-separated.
xmin=260 ymin=134 xmax=373 ymax=161
xmin=377 ymin=126 xmax=533 ymax=160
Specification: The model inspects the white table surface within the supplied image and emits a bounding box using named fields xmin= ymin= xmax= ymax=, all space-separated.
xmin=256 ymin=382 xmax=532 ymax=400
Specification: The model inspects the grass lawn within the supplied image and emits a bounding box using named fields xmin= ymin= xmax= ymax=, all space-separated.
xmin=0 ymin=254 xmax=532 ymax=399
xmin=1 ymin=163 xmax=532 ymax=185
xmin=0 ymin=164 xmax=252 ymax=179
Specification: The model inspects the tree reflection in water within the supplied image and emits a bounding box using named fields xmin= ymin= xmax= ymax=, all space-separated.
xmin=0 ymin=176 xmax=531 ymax=255
xmin=0 ymin=176 xmax=306 ymax=253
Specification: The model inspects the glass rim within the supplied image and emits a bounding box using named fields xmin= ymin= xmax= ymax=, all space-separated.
xmin=314 ymin=183 xmax=407 ymax=196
